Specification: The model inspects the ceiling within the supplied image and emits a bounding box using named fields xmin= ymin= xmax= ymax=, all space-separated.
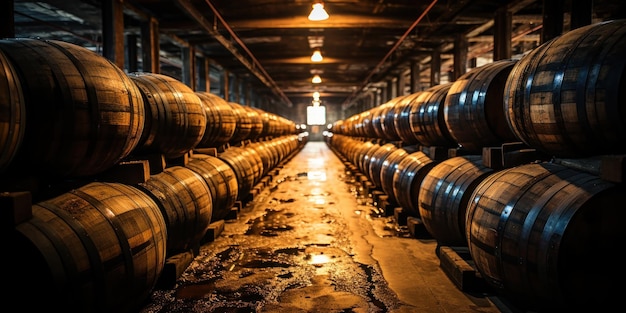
xmin=10 ymin=0 xmax=626 ymax=112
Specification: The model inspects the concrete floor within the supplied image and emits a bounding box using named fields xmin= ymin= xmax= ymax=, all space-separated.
xmin=139 ymin=140 xmax=512 ymax=313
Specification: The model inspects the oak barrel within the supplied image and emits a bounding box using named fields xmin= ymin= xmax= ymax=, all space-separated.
xmin=444 ymin=59 xmax=518 ymax=153
xmin=466 ymin=162 xmax=626 ymax=310
xmin=391 ymin=150 xmax=436 ymax=216
xmin=138 ymin=166 xmax=213 ymax=255
xmin=417 ymin=155 xmax=493 ymax=246
xmin=218 ymin=146 xmax=257 ymax=200
xmin=393 ymin=92 xmax=422 ymax=145
xmin=379 ymin=145 xmax=419 ymax=205
xmin=367 ymin=143 xmax=398 ymax=188
xmin=129 ymin=72 xmax=206 ymax=159
xmin=0 ymin=49 xmax=25 ymax=173
xmin=195 ymin=92 xmax=237 ymax=148
xmin=0 ymin=38 xmax=145 ymax=177
xmin=11 ymin=182 xmax=167 ymax=312
xmin=187 ymin=153 xmax=239 ymax=221
xmin=409 ymin=83 xmax=457 ymax=147
xmin=227 ymin=102 xmax=253 ymax=143
xmin=504 ymin=20 xmax=626 ymax=157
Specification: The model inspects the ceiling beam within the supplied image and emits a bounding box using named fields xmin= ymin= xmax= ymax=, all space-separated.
xmin=258 ymin=56 xmax=379 ymax=65
xmin=225 ymin=14 xmax=415 ymax=29
xmin=175 ymin=0 xmax=292 ymax=107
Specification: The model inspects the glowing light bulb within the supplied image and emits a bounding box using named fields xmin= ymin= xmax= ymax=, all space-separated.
xmin=311 ymin=50 xmax=323 ymax=62
xmin=308 ymin=3 xmax=329 ymax=21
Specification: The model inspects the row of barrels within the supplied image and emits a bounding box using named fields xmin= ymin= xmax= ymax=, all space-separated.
xmin=0 ymin=38 xmax=297 ymax=178
xmin=7 ymin=133 xmax=306 ymax=313
xmin=333 ymin=20 xmax=626 ymax=159
xmin=326 ymin=134 xmax=624 ymax=311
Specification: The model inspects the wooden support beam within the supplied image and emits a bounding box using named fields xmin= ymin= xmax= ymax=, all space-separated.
xmin=102 ymin=0 xmax=125 ymax=69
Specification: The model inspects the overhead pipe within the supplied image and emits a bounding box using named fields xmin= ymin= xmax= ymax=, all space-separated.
xmin=341 ymin=0 xmax=438 ymax=108
xmin=176 ymin=0 xmax=292 ymax=107
xmin=201 ymin=0 xmax=293 ymax=107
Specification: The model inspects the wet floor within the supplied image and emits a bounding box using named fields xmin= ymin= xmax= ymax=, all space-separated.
xmin=139 ymin=141 xmax=505 ymax=313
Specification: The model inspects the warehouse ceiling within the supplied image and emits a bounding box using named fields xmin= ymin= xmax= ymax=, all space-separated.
xmin=10 ymin=0 xmax=626 ymax=111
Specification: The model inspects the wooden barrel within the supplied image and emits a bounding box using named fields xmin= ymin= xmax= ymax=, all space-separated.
xmin=417 ymin=155 xmax=494 ymax=246
xmin=466 ymin=162 xmax=625 ymax=310
xmin=195 ymin=92 xmax=236 ymax=148
xmin=367 ymin=143 xmax=398 ymax=188
xmin=129 ymin=72 xmax=206 ymax=159
xmin=253 ymin=108 xmax=273 ymax=138
xmin=186 ymin=154 xmax=239 ymax=221
xmin=409 ymin=83 xmax=457 ymax=147
xmin=12 ymin=182 xmax=167 ymax=312
xmin=393 ymin=92 xmax=422 ymax=144
xmin=0 ymin=38 xmax=144 ymax=177
xmin=243 ymin=105 xmax=264 ymax=141
xmin=444 ymin=59 xmax=518 ymax=153
xmin=138 ymin=166 xmax=212 ymax=254
xmin=240 ymin=145 xmax=265 ymax=185
xmin=380 ymin=101 xmax=402 ymax=141
xmin=504 ymin=20 xmax=626 ymax=157
xmin=218 ymin=146 xmax=257 ymax=200
xmin=391 ymin=150 xmax=436 ymax=216
xmin=250 ymin=141 xmax=277 ymax=177
xmin=371 ymin=103 xmax=392 ymax=139
xmin=353 ymin=141 xmax=376 ymax=173
xmin=0 ymin=49 xmax=25 ymax=173
xmin=360 ymin=142 xmax=382 ymax=177
xmin=228 ymin=102 xmax=253 ymax=143
xmin=379 ymin=145 xmax=419 ymax=204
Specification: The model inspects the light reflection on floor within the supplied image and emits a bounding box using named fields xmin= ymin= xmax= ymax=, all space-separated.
xmin=307 ymin=170 xmax=327 ymax=181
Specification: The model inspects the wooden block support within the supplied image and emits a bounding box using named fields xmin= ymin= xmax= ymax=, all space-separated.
xmin=600 ymin=154 xmax=626 ymax=183
xmin=393 ymin=207 xmax=407 ymax=226
xmin=407 ymin=216 xmax=430 ymax=238
xmin=422 ymin=146 xmax=449 ymax=161
xmin=203 ymin=220 xmax=225 ymax=242
xmin=167 ymin=151 xmax=190 ymax=167
xmin=1 ymin=191 xmax=32 ymax=228
xmin=193 ymin=147 xmax=218 ymax=157
xmin=439 ymin=246 xmax=485 ymax=292
xmin=98 ymin=160 xmax=150 ymax=185
xmin=224 ymin=206 xmax=239 ymax=221
xmin=156 ymin=249 xmax=195 ymax=289
xmin=482 ymin=146 xmax=503 ymax=170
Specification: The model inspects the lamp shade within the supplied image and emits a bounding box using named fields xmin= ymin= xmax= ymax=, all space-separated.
xmin=311 ymin=50 xmax=323 ymax=62
xmin=308 ymin=3 xmax=329 ymax=21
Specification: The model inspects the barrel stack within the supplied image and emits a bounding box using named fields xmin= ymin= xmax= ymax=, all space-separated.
xmin=0 ymin=38 xmax=305 ymax=313
xmin=325 ymin=19 xmax=626 ymax=311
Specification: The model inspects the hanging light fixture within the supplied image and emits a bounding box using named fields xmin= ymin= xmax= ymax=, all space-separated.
xmin=308 ymin=2 xmax=329 ymax=21
xmin=312 ymin=74 xmax=322 ymax=83
xmin=313 ymin=91 xmax=321 ymax=100
xmin=311 ymin=49 xmax=323 ymax=62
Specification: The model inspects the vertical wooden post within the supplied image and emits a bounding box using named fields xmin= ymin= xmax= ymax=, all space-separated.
xmin=126 ymin=34 xmax=138 ymax=72
xmin=430 ymin=48 xmax=441 ymax=86
xmin=102 ymin=0 xmax=125 ymax=69
xmin=493 ymin=7 xmax=512 ymax=61
xmin=141 ymin=17 xmax=160 ymax=73
xmin=452 ymin=34 xmax=467 ymax=81
xmin=541 ymin=0 xmax=564 ymax=44
xmin=0 ymin=0 xmax=15 ymax=38
xmin=410 ymin=60 xmax=422 ymax=93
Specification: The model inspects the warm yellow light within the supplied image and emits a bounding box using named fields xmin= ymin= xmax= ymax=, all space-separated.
xmin=313 ymin=91 xmax=320 ymax=100
xmin=311 ymin=49 xmax=323 ymax=62
xmin=312 ymin=100 xmax=321 ymax=106
xmin=308 ymin=3 xmax=329 ymax=21
xmin=312 ymin=74 xmax=322 ymax=83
